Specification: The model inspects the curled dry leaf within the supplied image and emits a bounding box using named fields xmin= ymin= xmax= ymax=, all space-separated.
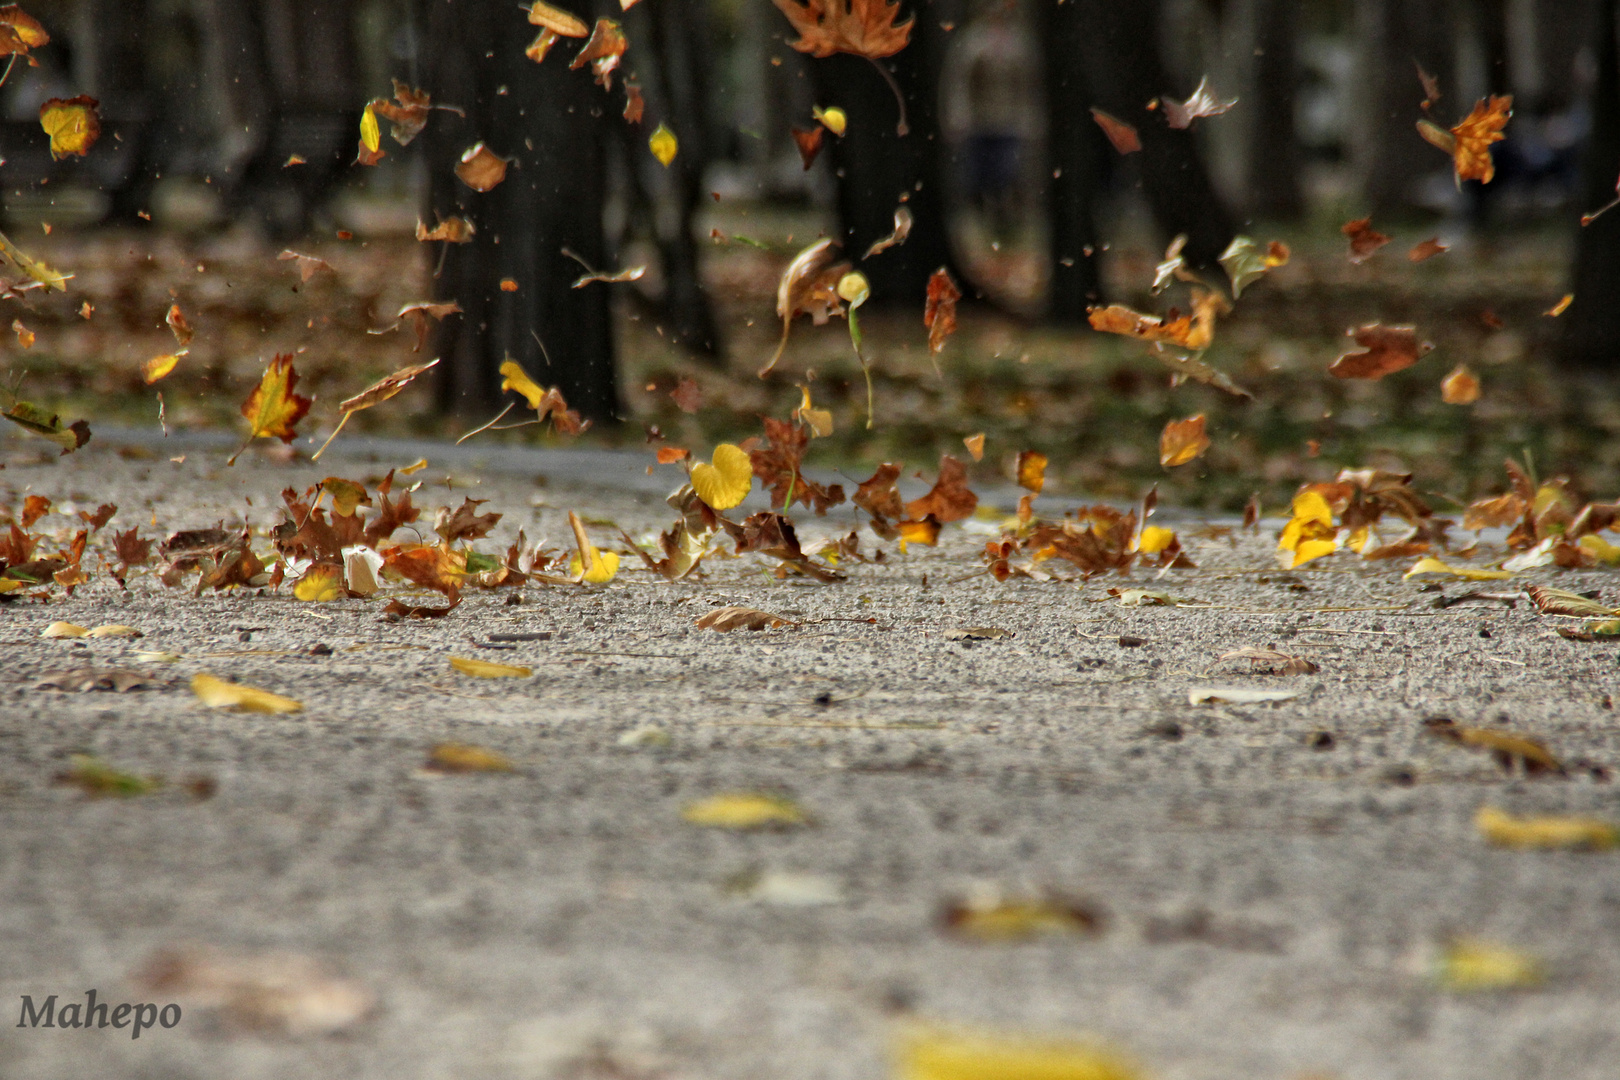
xmin=1217 ymin=235 xmax=1288 ymax=298
xmin=906 ymin=455 xmax=978 ymax=523
xmin=1546 ymin=293 xmax=1574 ymax=317
xmin=1216 ymin=646 xmax=1318 ymax=675
xmin=695 ymin=605 xmax=790 ymax=631
xmin=455 ymin=142 xmax=509 ymax=192
xmin=863 ymin=206 xmax=913 ymax=259
xmin=1163 ymin=75 xmax=1236 ymax=129
xmin=924 ymin=266 xmax=961 ymax=357
xmin=682 ymin=791 xmax=807 ymax=828
xmin=1089 ymin=107 xmax=1140 ymax=154
xmin=311 ymin=358 xmax=439 ymax=462
xmin=1328 ymin=324 xmax=1433 ymax=380
xmin=449 ymin=655 xmax=532 ymax=678
xmin=771 ymin=0 xmax=912 ymax=59
xmin=763 ymin=238 xmax=850 ymax=377
xmin=39 ymin=95 xmax=100 ymax=159
xmin=416 ymin=216 xmax=474 ymax=243
xmin=1475 ymin=805 xmax=1619 ymax=850
xmin=623 ymin=83 xmax=644 ymax=123
xmin=165 ymin=303 xmax=194 ymax=345
xmin=528 ymin=0 xmax=590 ymax=37
xmin=1409 ymin=237 xmax=1449 ymax=262
xmin=424 ymin=743 xmax=516 ymax=773
xmin=0 ymin=4 xmax=49 ymax=59
xmin=571 ymin=263 xmax=646 ymax=288
xmin=1525 ymin=584 xmax=1620 ymax=617
xmin=190 ymin=673 xmax=303 ymax=713
xmin=942 ymin=893 xmax=1105 ymax=941
xmin=1159 ymin=415 xmax=1211 ymax=468
xmin=1441 ymin=364 xmax=1480 ymax=404
xmin=1424 ymin=94 xmax=1513 ymax=184
xmin=0 ymin=229 xmax=69 ymax=289
xmin=1016 ymin=450 xmax=1047 ymax=493
xmin=569 ymin=17 xmax=629 ymax=89
xmin=1340 ymin=216 xmax=1390 ymax=262
xmin=277 ymin=249 xmax=333 ymax=282
xmin=3 ymin=402 xmax=90 ymax=454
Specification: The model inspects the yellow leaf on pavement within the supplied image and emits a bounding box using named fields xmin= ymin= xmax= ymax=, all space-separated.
xmin=293 ymin=565 xmax=345 ymax=602
xmin=1404 ymin=556 xmax=1513 ymax=581
xmin=425 ymin=743 xmax=517 ymax=772
xmin=1438 ymin=938 xmax=1542 ymax=992
xmin=682 ymin=792 xmax=807 ymax=828
xmin=191 ymin=673 xmax=303 ymax=713
xmin=1476 ymin=805 xmax=1619 ymax=850
xmin=42 ymin=621 xmax=88 ymax=638
xmin=449 ymin=656 xmax=532 ymax=678
xmin=895 ymin=1023 xmax=1142 ymax=1080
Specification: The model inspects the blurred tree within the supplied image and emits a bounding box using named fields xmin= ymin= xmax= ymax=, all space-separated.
xmin=1355 ymin=0 xmax=1455 ymax=216
xmin=1563 ymin=0 xmax=1620 ymax=368
xmin=1243 ymin=0 xmax=1304 ymax=219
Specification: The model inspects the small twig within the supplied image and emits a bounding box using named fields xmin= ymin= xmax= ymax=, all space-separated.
xmin=0 ymin=54 xmax=18 ymax=91
xmin=867 ymin=57 xmax=909 ymax=135
xmin=455 ymin=401 xmax=516 ymax=444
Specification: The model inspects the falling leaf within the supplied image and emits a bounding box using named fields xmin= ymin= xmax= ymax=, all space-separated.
xmin=925 ymin=267 xmax=961 ymax=357
xmin=695 ymin=605 xmax=790 ymax=631
xmin=141 ymin=350 xmax=186 ymax=384
xmin=895 ymin=1024 xmax=1142 ymax=1080
xmin=527 ymin=27 xmax=562 ymax=63
xmin=907 ymin=455 xmax=978 ymax=524
xmin=570 ymin=263 xmax=646 ymax=288
xmin=190 ymin=673 xmax=303 ymax=713
xmin=1088 ymin=288 xmax=1227 ymax=354
xmin=3 ymin=402 xmax=90 ymax=454
xmin=0 ymin=229 xmax=70 ymax=289
xmin=312 ymin=358 xmax=438 ymax=460
xmin=497 ymin=360 xmax=587 ymax=434
xmin=39 ymin=95 xmax=101 ymax=159
xmin=56 ymin=754 xmax=160 ymax=797
xmin=813 ymin=105 xmax=847 ymax=136
xmin=1428 ymin=95 xmax=1513 ymax=184
xmin=623 ymin=83 xmax=644 ymax=123
xmin=682 ymin=792 xmax=807 ymax=828
xmin=455 ymin=142 xmax=509 ymax=192
xmin=500 ymin=277 xmax=519 ymax=292
xmin=528 ymin=0 xmax=590 ymax=37
xmin=1426 ymin=719 xmax=1562 ymax=775
xmin=164 ymin=303 xmax=194 ymax=346
xmin=1187 ymin=686 xmax=1301 ymax=705
xmin=689 ymin=443 xmax=754 ymax=511
xmin=1217 ymin=236 xmax=1288 ymax=298
xmin=1328 ymin=324 xmax=1433 ymax=380
xmin=0 ymin=5 xmax=49 ymax=60
xmin=762 ymin=238 xmax=850 ymax=376
xmin=1015 ymin=449 xmax=1047 ymax=493
xmin=1438 ymin=939 xmax=1542 ymax=992
xmin=569 ymin=17 xmax=629 ymax=89
xmin=356 ymin=103 xmax=384 ymax=165
xmin=416 ymin=216 xmax=475 ymax=243
xmin=1546 ymin=294 xmax=1574 ymax=317
xmin=1475 ymin=805 xmax=1619 ymax=850
xmin=424 ymin=743 xmax=515 ymax=773
xmin=1409 ymin=237 xmax=1449 ymax=262
xmin=791 ymin=125 xmax=824 ymax=169
xmin=1340 ymin=217 xmax=1390 ymax=263
xmin=1277 ymin=490 xmax=1338 ymax=567
xmin=670 ymin=377 xmax=702 ymax=413
xmin=1441 ymin=365 xmax=1480 ymax=404
xmin=1089 ymin=107 xmax=1140 ymax=154
xmin=1403 ymin=556 xmax=1511 ymax=581
xmin=963 ymin=433 xmax=985 ymax=461
xmin=863 ymin=206 xmax=913 ymax=259
xmin=648 ymin=122 xmax=678 ymax=166
xmin=449 ymin=655 xmax=532 ymax=678
xmin=277 ymin=249 xmax=333 ymax=282
xmin=1159 ymin=415 xmax=1210 ymax=467
xmin=229 ymin=354 xmax=312 ymax=465
xmin=771 ymin=0 xmax=912 ymax=60
xmin=368 ymin=80 xmax=447 ymax=148
xmin=943 ymin=893 xmax=1104 ymax=941
xmin=1163 ymin=76 xmax=1236 ymax=129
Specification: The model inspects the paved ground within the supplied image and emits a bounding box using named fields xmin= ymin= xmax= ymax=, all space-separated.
xmin=2 ymin=431 xmax=1618 ymax=1080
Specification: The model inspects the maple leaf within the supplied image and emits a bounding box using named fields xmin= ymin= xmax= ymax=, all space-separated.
xmin=905 ymin=455 xmax=978 ymax=524
xmin=1160 ymin=414 xmax=1211 ymax=467
xmin=570 ymin=18 xmax=628 ymax=89
xmin=744 ymin=416 xmax=845 ymax=514
xmin=1340 ymin=217 xmax=1390 ymax=262
xmin=772 ymin=0 xmax=912 ymax=59
xmin=792 ymin=125 xmax=824 ymax=170
xmin=1089 ymin=107 xmax=1140 ymax=154
xmin=1328 ymin=324 xmax=1434 ymax=380
xmin=1420 ymin=95 xmax=1512 ymax=185
xmin=436 ymin=497 xmax=502 ymax=543
xmin=1163 ymin=76 xmax=1236 ymax=129
xmin=761 ymin=238 xmax=850 ymax=377
xmin=854 ymin=462 xmax=904 ymax=538
xmin=228 ymin=354 xmax=312 ymax=465
xmin=39 ymin=96 xmax=100 ymax=159
xmin=924 ymin=267 xmax=961 ymax=358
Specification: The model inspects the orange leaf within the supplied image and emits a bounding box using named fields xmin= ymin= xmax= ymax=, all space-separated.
xmin=771 ymin=0 xmax=913 ymax=60
xmin=1449 ymin=94 xmax=1512 ymax=184
xmin=1016 ymin=450 xmax=1047 ymax=493
xmin=924 ymin=267 xmax=961 ymax=355
xmin=166 ymin=303 xmax=194 ymax=346
xmin=1089 ymin=107 xmax=1140 ymax=154
xmin=792 ymin=125 xmax=824 ymax=170
xmin=963 ymin=433 xmax=985 ymax=461
xmin=39 ymin=95 xmax=100 ymax=160
xmin=455 ymin=143 xmax=508 ymax=192
xmin=416 ymin=216 xmax=475 ymax=243
xmin=1441 ymin=365 xmax=1480 ymax=405
xmin=1087 ymin=289 xmax=1223 ymax=352
xmin=1408 ymin=237 xmax=1448 ymax=263
xmin=277 ymin=249 xmax=333 ymax=282
xmin=1340 ymin=216 xmax=1390 ymax=263
xmin=381 ymin=544 xmax=465 ymax=599
xmin=906 ymin=455 xmax=978 ymax=524
xmin=1546 ymin=293 xmax=1574 ymax=317
xmin=230 ymin=354 xmax=311 ymax=464
xmin=761 ymin=238 xmax=850 ymax=377
xmin=11 ymin=318 xmax=31 ymax=348
xmin=569 ymin=18 xmax=628 ymax=89
xmin=656 ymin=446 xmax=689 ymax=464
xmin=623 ymin=83 xmax=645 ymax=124
xmin=1328 ymin=324 xmax=1434 ymax=380
xmin=1159 ymin=414 xmax=1211 ymax=467
xmin=527 ymin=0 xmax=590 ymax=37
xmin=0 ymin=5 xmax=49 ymax=57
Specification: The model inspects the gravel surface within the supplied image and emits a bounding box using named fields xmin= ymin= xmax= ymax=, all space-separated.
xmin=2 ymin=432 xmax=1619 ymax=1080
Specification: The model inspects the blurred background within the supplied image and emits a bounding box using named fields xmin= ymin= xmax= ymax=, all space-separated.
xmin=4 ymin=0 xmax=1620 ymax=509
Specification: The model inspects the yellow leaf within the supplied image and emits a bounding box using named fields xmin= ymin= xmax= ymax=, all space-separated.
xmin=401 ymin=458 xmax=429 ymax=474
xmin=899 ymin=517 xmax=941 ymax=546
xmin=1578 ymin=533 xmax=1620 ymax=565
xmin=85 ymin=624 xmax=143 ymax=638
xmin=449 ymin=655 xmax=533 ymax=678
xmin=141 ymin=350 xmax=186 ymax=384
xmin=682 ymin=792 xmax=807 ymax=828
xmin=1475 ymin=805 xmax=1619 ymax=850
xmin=190 ymin=673 xmax=304 ymax=714
xmin=649 ymin=122 xmax=678 ymax=166
xmin=42 ymin=621 xmax=89 ymax=638
xmin=499 ymin=359 xmax=548 ymax=410
xmin=567 ymin=548 xmax=620 ymax=583
xmin=1136 ymin=525 xmax=1176 ymax=555
xmin=0 ymin=229 xmax=69 ymax=290
xmin=962 ymin=433 xmax=985 ymax=461
xmin=359 ymin=104 xmax=381 ymax=154
xmin=425 ymin=743 xmax=516 ymax=772
xmin=1438 ymin=938 xmax=1543 ymax=992
xmin=1277 ymin=490 xmax=1338 ymax=568
xmin=813 ymin=105 xmax=847 ymax=136
xmin=39 ymin=95 xmax=101 ymax=160
xmin=895 ymin=1023 xmax=1142 ymax=1080
xmin=690 ymin=443 xmax=753 ymax=510
xmin=943 ymin=896 xmax=1103 ymax=942
xmin=1404 ymin=557 xmax=1513 ymax=581
xmin=229 ymin=353 xmax=312 ymax=465
xmin=321 ymin=477 xmax=371 ymax=517
xmin=293 ymin=564 xmax=345 ymax=602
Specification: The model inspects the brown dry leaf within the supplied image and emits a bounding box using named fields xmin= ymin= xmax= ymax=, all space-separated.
xmin=943 ymin=893 xmax=1104 ymax=941
xmin=1090 ymin=107 xmax=1140 ymax=154
xmin=424 ymin=743 xmax=515 ymax=773
xmin=1525 ymin=585 xmax=1620 ymax=618
xmin=1216 ymin=646 xmax=1319 ymax=675
xmin=1340 ymin=217 xmax=1390 ymax=263
xmin=228 ymin=354 xmax=311 ymax=465
xmin=695 ymin=605 xmax=791 ymax=631
xmin=528 ymin=0 xmax=590 ymax=37
xmin=906 ymin=455 xmax=978 ymax=524
xmin=1088 ymin=288 xmax=1226 ymax=353
xmin=370 ymin=80 xmax=445 ymax=146
xmin=166 ymin=303 xmax=194 ymax=346
xmin=0 ymin=4 xmax=49 ymax=59
xmin=963 ymin=433 xmax=985 ymax=461
xmin=569 ymin=18 xmax=629 ymax=89
xmin=772 ymin=0 xmax=912 ymax=60
xmin=1426 ymin=718 xmax=1562 ymax=776
xmin=863 ymin=206 xmax=913 ymax=259
xmin=722 ymin=510 xmax=844 ymax=581
xmin=277 ymin=249 xmax=333 ymax=283
xmin=416 ymin=216 xmax=475 ymax=243
xmin=435 ymin=497 xmax=502 ymax=544
xmin=392 ymin=301 xmax=460 ymax=351
xmin=924 ymin=266 xmax=961 ymax=357
xmin=1409 ymin=237 xmax=1449 ymax=263
xmin=1163 ymin=75 xmax=1236 ymax=129
xmin=623 ymin=83 xmax=644 ymax=123
xmin=20 ymin=492 xmax=49 ymax=526
xmin=746 ymin=416 xmax=845 ymax=514
xmin=571 ymin=263 xmax=646 ymax=288
xmin=455 ymin=143 xmax=509 ymax=192
xmin=381 ymin=544 xmax=465 ymax=599
xmin=78 ymin=503 xmax=116 ymax=531
xmin=382 ymin=598 xmax=459 ymax=619
xmin=855 ymin=462 xmax=905 ymax=537
xmin=792 ymin=125 xmax=824 ymax=170
xmin=670 ymin=377 xmax=702 ymax=414
xmin=1328 ymin=324 xmax=1434 ymax=380
xmin=1016 ymin=450 xmax=1047 ymax=493
xmin=1159 ymin=415 xmax=1211 ymax=467
xmin=762 ymin=238 xmax=850 ymax=377
xmin=1441 ymin=364 xmax=1480 ymax=404
xmin=39 ymin=95 xmax=101 ymax=159
xmin=137 ymin=945 xmax=373 ymax=1036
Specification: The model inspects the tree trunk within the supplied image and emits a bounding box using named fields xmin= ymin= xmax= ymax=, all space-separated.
xmin=805 ymin=0 xmax=962 ymax=307
xmin=420 ymin=0 xmax=621 ymax=424
xmin=1244 ymin=0 xmax=1304 ymax=219
xmin=1356 ymin=0 xmax=1457 ymax=216
xmin=1561 ymin=0 xmax=1620 ymax=368
xmin=1039 ymin=0 xmax=1107 ymax=320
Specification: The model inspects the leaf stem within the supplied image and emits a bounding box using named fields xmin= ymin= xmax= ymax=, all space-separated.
xmin=867 ymin=57 xmax=908 ymax=136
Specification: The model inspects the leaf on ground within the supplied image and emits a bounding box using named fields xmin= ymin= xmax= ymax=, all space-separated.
xmin=292 ymin=563 xmax=345 ymax=602
xmin=435 ymin=497 xmax=502 ymax=543
xmin=1340 ymin=216 xmax=1390 ymax=262
xmin=1475 ymin=805 xmax=1618 ymax=850
xmin=1187 ymin=686 xmax=1301 ymax=705
xmin=1217 ymin=235 xmax=1288 ymax=298
xmin=1159 ymin=415 xmax=1210 ymax=467
xmin=55 ymin=754 xmax=160 ymax=797
xmin=763 ymin=238 xmax=850 ymax=376
xmin=925 ymin=267 xmax=962 ymax=357
xmin=136 ymin=945 xmax=374 ymax=1036
xmin=771 ymin=0 xmax=912 ymax=59
xmin=3 ymin=402 xmax=90 ymax=454
xmin=1526 ymin=584 xmax=1620 ymax=617
xmin=863 ymin=206 xmax=913 ymax=259
xmin=191 ymin=673 xmax=303 ymax=713
xmin=1437 ymin=938 xmax=1542 ymax=992
xmin=382 ymin=598 xmax=459 ymax=619
xmin=450 ymin=655 xmax=532 ymax=678
xmin=1426 ymin=719 xmax=1562 ymax=775
xmin=39 ymin=95 xmax=100 ymax=159
xmin=86 ymin=624 xmax=143 ymax=638
xmin=277 ymin=249 xmax=333 ymax=282
xmin=42 ymin=621 xmax=88 ymax=638
xmin=1277 ymin=490 xmax=1337 ymax=568
xmin=895 ymin=1023 xmax=1142 ymax=1080
xmin=1328 ymin=324 xmax=1433 ymax=380
xmin=724 ymin=868 xmax=843 ymax=906
xmin=1163 ymin=75 xmax=1236 ymax=129
xmin=682 ymin=792 xmax=808 ymax=828
xmin=381 ymin=544 xmax=465 ymax=598
xmin=695 ymin=605 xmax=790 ymax=631
xmin=35 ymin=666 xmax=155 ymax=692
xmin=1441 ymin=364 xmax=1480 ymax=404
xmin=906 ymin=455 xmax=978 ymax=524
xmin=1409 ymin=237 xmax=1449 ymax=262
xmin=1216 ymin=647 xmax=1318 ymax=675
xmin=455 ymin=142 xmax=509 ymax=191
xmin=1089 ymin=107 xmax=1140 ymax=154
xmin=943 ymin=893 xmax=1105 ymax=941
xmin=1403 ymin=556 xmax=1511 ymax=581
xmin=691 ymin=443 xmax=754 ymax=510
xmin=569 ymin=17 xmax=629 ymax=89
xmin=424 ymin=743 xmax=516 ymax=773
